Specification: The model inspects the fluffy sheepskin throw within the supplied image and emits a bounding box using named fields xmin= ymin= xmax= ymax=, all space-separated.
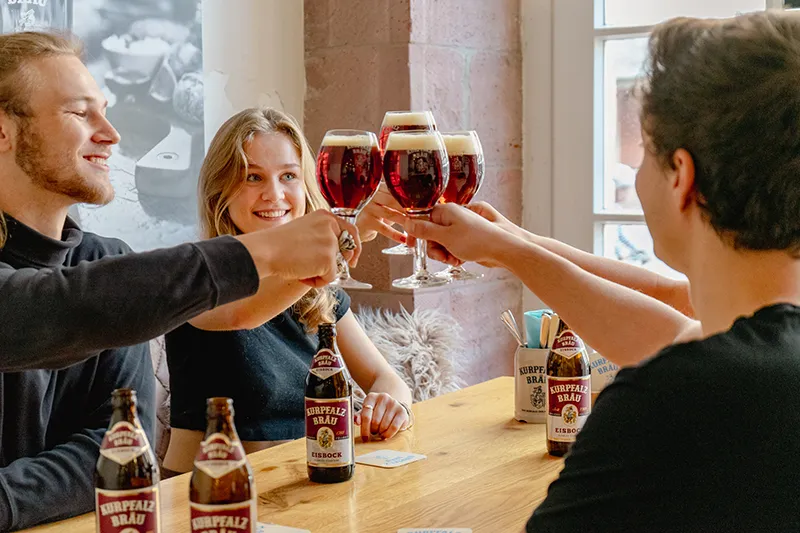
xmin=353 ymin=306 xmax=465 ymax=403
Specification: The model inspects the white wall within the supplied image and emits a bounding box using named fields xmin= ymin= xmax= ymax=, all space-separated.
xmin=202 ymin=0 xmax=306 ymax=146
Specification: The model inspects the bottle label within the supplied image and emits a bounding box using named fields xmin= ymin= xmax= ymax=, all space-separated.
xmin=95 ymin=486 xmax=160 ymax=533
xmin=305 ymin=397 xmax=352 ymax=467
xmin=99 ymin=421 xmax=150 ymax=466
xmin=190 ymin=500 xmax=255 ymax=533
xmin=309 ymin=348 xmax=344 ymax=380
xmin=546 ymin=375 xmax=591 ymax=443
xmin=551 ymin=329 xmax=586 ymax=359
xmin=194 ymin=433 xmax=248 ymax=479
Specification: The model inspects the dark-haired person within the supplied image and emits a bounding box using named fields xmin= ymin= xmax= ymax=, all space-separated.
xmin=385 ymin=10 xmax=800 ymax=531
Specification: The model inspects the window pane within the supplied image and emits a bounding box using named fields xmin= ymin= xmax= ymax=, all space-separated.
xmin=603 ymin=0 xmax=766 ymax=28
xmin=601 ymin=38 xmax=647 ymax=213
xmin=786 ymin=0 xmax=800 ymax=8
xmin=601 ymin=223 xmax=684 ymax=279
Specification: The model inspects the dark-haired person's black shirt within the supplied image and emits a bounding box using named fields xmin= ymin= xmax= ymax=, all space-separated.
xmin=528 ymin=304 xmax=800 ymax=532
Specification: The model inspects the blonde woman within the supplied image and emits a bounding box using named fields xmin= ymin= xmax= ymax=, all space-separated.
xmin=163 ymin=108 xmax=412 ymax=473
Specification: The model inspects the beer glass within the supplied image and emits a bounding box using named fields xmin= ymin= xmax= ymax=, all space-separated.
xmin=316 ymin=129 xmax=382 ymax=290
xmin=383 ymin=130 xmax=450 ymax=289
xmin=378 ymin=111 xmax=437 ymax=255
xmin=436 ymin=130 xmax=486 ymax=281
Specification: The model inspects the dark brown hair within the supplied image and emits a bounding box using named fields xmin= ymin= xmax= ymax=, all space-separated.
xmin=641 ymin=11 xmax=800 ymax=254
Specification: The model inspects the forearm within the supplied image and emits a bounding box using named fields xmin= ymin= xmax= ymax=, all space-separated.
xmin=0 ymin=430 xmax=103 ymax=531
xmin=519 ymin=232 xmax=693 ymax=317
xmin=495 ymin=237 xmax=695 ymax=366
xmin=190 ymin=278 xmax=309 ymax=331
xmin=0 ymin=237 xmax=258 ymax=371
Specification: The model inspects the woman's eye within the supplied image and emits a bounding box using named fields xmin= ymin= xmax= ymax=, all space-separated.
xmin=71 ymin=111 xmax=87 ymax=118
xmin=281 ymin=173 xmax=298 ymax=182
xmin=246 ymin=173 xmax=261 ymax=182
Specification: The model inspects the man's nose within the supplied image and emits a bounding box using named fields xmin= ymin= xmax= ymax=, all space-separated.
xmin=93 ymin=113 xmax=121 ymax=145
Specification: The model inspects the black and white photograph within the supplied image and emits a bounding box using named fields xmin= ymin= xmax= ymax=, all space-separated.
xmin=2 ymin=0 xmax=205 ymax=250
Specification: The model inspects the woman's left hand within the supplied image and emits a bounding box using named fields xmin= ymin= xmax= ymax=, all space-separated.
xmin=355 ymin=392 xmax=411 ymax=442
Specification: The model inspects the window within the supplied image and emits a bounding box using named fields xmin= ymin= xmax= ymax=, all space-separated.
xmin=522 ymin=0 xmax=791 ymax=288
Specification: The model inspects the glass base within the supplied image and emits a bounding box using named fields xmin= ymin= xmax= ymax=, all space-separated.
xmin=392 ymin=270 xmax=449 ymax=289
xmin=330 ymin=275 xmax=373 ymax=290
xmin=435 ymin=266 xmax=484 ymax=282
xmin=381 ymin=243 xmax=415 ymax=255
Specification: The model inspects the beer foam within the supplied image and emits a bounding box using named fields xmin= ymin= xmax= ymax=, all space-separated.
xmin=384 ymin=132 xmax=442 ymax=151
xmin=442 ymin=134 xmax=479 ymax=155
xmin=321 ymin=134 xmax=376 ymax=148
xmin=382 ymin=111 xmax=434 ymax=127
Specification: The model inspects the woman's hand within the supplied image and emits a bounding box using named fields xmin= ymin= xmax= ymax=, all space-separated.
xmin=357 ymin=183 xmax=412 ymax=245
xmin=355 ymin=392 xmax=412 ymax=442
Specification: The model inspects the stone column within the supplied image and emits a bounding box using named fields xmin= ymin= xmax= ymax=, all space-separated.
xmin=305 ymin=0 xmax=522 ymax=384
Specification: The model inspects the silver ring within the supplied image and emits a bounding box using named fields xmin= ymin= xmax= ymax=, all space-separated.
xmin=338 ymin=230 xmax=356 ymax=253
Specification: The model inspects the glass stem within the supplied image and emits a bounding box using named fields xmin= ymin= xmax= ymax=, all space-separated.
xmin=413 ymin=215 xmax=428 ymax=277
xmin=340 ymin=214 xmax=357 ymax=280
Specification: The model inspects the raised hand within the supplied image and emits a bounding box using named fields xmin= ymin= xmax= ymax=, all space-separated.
xmin=236 ymin=210 xmax=362 ymax=287
xmin=381 ymin=202 xmax=520 ymax=268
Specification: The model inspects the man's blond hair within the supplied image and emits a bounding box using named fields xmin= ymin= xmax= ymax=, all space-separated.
xmin=0 ymin=31 xmax=83 ymax=248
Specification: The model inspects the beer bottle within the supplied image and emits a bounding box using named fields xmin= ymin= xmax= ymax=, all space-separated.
xmin=190 ymin=398 xmax=255 ymax=533
xmin=545 ymin=316 xmax=592 ymax=457
xmin=305 ymin=322 xmax=355 ymax=483
xmin=95 ymin=388 xmax=160 ymax=533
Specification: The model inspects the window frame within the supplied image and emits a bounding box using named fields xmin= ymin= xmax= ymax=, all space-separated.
xmin=520 ymin=0 xmax=782 ymax=307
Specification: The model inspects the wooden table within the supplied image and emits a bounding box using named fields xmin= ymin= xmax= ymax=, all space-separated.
xmin=25 ymin=377 xmax=563 ymax=533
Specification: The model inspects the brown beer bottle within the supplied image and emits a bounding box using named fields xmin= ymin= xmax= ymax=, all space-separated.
xmin=546 ymin=316 xmax=592 ymax=457
xmin=305 ymin=322 xmax=355 ymax=483
xmin=95 ymin=388 xmax=161 ymax=533
xmin=189 ymin=398 xmax=255 ymax=533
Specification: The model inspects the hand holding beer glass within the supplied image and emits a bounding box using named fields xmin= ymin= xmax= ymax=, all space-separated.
xmin=316 ymin=130 xmax=382 ymax=290
xmin=437 ymin=131 xmax=486 ymax=281
xmin=378 ymin=111 xmax=437 ymax=255
xmin=383 ymin=130 xmax=450 ymax=289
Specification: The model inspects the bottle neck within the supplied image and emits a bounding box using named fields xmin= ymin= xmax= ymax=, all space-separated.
xmin=205 ymin=412 xmax=239 ymax=440
xmin=109 ymin=399 xmax=140 ymax=428
xmin=317 ymin=323 xmax=338 ymax=351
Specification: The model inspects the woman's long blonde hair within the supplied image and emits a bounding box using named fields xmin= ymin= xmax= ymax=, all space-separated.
xmin=198 ymin=107 xmax=336 ymax=332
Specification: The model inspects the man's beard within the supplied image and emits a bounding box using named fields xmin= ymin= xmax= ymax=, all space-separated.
xmin=15 ymin=119 xmax=114 ymax=206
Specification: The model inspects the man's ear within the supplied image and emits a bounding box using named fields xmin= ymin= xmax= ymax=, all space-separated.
xmin=0 ymin=110 xmax=17 ymax=153
xmin=671 ymin=148 xmax=696 ymax=212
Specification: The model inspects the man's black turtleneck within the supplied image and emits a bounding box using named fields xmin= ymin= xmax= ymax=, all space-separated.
xmin=0 ymin=216 xmax=259 ymax=531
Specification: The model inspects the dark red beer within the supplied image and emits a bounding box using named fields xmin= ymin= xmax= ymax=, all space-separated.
xmin=317 ymin=133 xmax=382 ymax=213
xmin=383 ymin=131 xmax=449 ymax=214
xmin=378 ymin=111 xmax=437 ymax=153
xmin=441 ymin=132 xmax=485 ymax=205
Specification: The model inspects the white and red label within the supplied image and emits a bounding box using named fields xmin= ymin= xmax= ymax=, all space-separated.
xmin=546 ymin=375 xmax=591 ymax=443
xmin=95 ymin=486 xmax=160 ymax=533
xmin=190 ymin=500 xmax=255 ymax=533
xmin=194 ymin=433 xmax=247 ymax=479
xmin=305 ymin=397 xmax=352 ymax=467
xmin=309 ymin=349 xmax=345 ymax=380
xmin=551 ymin=330 xmax=586 ymax=359
xmin=99 ymin=421 xmax=149 ymax=466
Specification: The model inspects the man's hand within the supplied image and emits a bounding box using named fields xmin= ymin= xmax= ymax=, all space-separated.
xmin=237 ymin=210 xmax=362 ymax=287
xmin=381 ymin=202 xmax=520 ymax=268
